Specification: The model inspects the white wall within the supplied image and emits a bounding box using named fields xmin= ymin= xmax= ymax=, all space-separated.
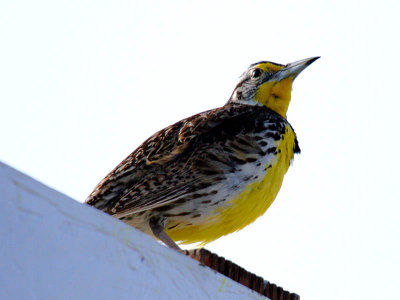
xmin=0 ymin=162 xmax=267 ymax=300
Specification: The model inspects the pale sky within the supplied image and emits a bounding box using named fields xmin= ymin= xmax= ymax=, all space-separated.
xmin=1 ymin=1 xmax=399 ymax=299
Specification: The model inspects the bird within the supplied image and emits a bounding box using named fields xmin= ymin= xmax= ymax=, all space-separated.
xmin=85 ymin=57 xmax=319 ymax=250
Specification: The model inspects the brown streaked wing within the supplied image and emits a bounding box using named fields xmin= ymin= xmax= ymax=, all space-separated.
xmin=86 ymin=104 xmax=268 ymax=217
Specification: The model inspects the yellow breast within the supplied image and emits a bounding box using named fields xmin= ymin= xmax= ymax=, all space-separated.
xmin=167 ymin=125 xmax=297 ymax=246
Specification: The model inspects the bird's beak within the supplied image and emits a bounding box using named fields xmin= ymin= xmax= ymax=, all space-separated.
xmin=275 ymin=56 xmax=320 ymax=81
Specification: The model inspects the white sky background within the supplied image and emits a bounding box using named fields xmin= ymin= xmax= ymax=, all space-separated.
xmin=1 ymin=0 xmax=399 ymax=299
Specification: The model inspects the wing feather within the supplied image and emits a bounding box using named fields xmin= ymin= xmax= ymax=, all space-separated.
xmin=85 ymin=104 xmax=287 ymax=217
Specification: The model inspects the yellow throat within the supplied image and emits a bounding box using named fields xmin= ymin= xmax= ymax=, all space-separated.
xmin=253 ymin=62 xmax=293 ymax=119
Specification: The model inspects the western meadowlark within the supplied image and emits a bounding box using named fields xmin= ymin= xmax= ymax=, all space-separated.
xmin=86 ymin=57 xmax=319 ymax=250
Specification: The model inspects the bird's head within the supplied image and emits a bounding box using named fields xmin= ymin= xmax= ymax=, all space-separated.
xmin=228 ymin=57 xmax=319 ymax=119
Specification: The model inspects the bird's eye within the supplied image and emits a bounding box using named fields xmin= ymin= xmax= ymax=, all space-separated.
xmin=251 ymin=68 xmax=262 ymax=79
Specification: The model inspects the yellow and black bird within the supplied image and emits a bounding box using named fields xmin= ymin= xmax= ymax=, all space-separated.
xmin=86 ymin=57 xmax=319 ymax=250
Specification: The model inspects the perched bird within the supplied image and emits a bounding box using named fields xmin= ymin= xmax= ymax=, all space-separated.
xmin=86 ymin=57 xmax=319 ymax=250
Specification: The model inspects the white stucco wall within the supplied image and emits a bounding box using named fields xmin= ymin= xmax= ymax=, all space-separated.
xmin=0 ymin=162 xmax=267 ymax=300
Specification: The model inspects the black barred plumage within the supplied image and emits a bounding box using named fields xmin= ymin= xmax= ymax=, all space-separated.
xmin=87 ymin=104 xmax=297 ymax=212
